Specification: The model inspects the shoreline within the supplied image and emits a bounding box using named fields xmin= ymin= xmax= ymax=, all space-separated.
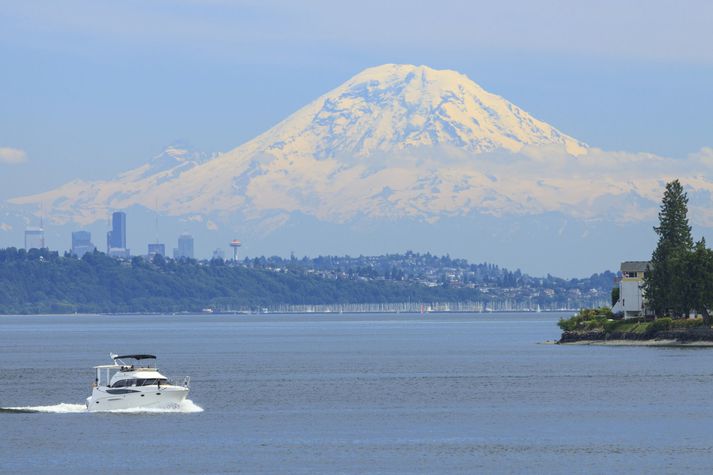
xmin=0 ymin=309 xmax=573 ymax=317
xmin=559 ymin=339 xmax=713 ymax=347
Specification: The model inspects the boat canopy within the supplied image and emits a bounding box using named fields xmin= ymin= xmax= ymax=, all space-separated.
xmin=113 ymin=354 xmax=157 ymax=360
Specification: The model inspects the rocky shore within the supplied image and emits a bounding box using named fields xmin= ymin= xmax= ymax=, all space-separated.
xmin=559 ymin=326 xmax=713 ymax=345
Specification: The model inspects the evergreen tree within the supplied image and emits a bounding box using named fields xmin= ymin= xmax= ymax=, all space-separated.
xmin=611 ymin=287 xmax=620 ymax=307
xmin=685 ymin=238 xmax=713 ymax=324
xmin=644 ymin=180 xmax=693 ymax=316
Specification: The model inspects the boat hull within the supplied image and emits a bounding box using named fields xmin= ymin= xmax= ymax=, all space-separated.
xmin=85 ymin=385 xmax=189 ymax=412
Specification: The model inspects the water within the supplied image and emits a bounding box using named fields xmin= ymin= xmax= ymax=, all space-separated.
xmin=2 ymin=312 xmax=713 ymax=474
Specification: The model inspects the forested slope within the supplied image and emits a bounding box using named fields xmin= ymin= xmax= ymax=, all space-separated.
xmin=0 ymin=248 xmax=482 ymax=314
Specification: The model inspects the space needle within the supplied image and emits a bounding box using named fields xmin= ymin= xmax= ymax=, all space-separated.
xmin=230 ymin=239 xmax=241 ymax=261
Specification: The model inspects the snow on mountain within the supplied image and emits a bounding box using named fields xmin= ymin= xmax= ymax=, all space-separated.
xmin=8 ymin=64 xmax=713 ymax=232
xmin=127 ymin=141 xmax=214 ymax=181
xmin=246 ymin=63 xmax=588 ymax=157
xmin=10 ymin=141 xmax=215 ymax=225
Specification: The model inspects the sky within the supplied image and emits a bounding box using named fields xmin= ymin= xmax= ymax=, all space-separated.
xmin=1 ymin=0 xmax=713 ymax=272
xmin=1 ymin=0 xmax=712 ymax=199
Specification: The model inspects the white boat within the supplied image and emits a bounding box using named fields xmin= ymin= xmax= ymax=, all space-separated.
xmin=86 ymin=353 xmax=190 ymax=411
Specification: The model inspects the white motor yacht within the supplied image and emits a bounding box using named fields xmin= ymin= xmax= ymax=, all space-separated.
xmin=86 ymin=353 xmax=190 ymax=411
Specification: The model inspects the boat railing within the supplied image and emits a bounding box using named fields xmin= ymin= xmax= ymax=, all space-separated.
xmin=167 ymin=376 xmax=190 ymax=388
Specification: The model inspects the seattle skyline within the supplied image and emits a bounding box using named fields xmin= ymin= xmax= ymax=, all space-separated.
xmin=18 ymin=212 xmax=199 ymax=260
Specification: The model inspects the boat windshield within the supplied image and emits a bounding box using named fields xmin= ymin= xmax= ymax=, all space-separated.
xmin=111 ymin=378 xmax=168 ymax=388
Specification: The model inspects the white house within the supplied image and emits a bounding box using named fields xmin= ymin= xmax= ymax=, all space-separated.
xmin=612 ymin=261 xmax=649 ymax=318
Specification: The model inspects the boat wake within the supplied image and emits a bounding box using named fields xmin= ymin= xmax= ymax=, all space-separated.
xmin=109 ymin=399 xmax=204 ymax=413
xmin=0 ymin=399 xmax=203 ymax=414
xmin=0 ymin=403 xmax=87 ymax=414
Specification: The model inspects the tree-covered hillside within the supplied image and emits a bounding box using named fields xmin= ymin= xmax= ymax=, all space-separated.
xmin=0 ymin=248 xmax=490 ymax=314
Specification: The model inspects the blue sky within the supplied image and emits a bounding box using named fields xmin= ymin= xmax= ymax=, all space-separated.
xmin=1 ymin=0 xmax=713 ymax=201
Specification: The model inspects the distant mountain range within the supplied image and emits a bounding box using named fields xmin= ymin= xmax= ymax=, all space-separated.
xmin=5 ymin=64 xmax=713 ymax=275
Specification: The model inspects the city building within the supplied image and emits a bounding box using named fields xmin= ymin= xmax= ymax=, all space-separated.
xmin=106 ymin=211 xmax=126 ymax=251
xmin=106 ymin=211 xmax=129 ymax=258
xmin=212 ymin=248 xmax=225 ymax=260
xmin=148 ymin=243 xmax=166 ymax=257
xmin=175 ymin=233 xmax=194 ymax=259
xmin=612 ymin=261 xmax=649 ymax=318
xmin=24 ymin=227 xmax=45 ymax=250
xmin=71 ymin=230 xmax=95 ymax=257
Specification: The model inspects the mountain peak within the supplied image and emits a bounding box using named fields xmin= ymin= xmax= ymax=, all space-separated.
xmin=348 ymin=63 xmax=462 ymax=82
xmin=254 ymin=63 xmax=587 ymax=158
xmin=115 ymin=141 xmax=215 ymax=183
xmin=160 ymin=140 xmax=198 ymax=160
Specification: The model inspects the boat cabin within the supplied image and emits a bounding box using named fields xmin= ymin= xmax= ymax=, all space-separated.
xmin=93 ymin=354 xmax=167 ymax=388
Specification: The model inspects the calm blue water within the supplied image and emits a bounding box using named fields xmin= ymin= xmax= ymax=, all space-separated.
xmin=2 ymin=312 xmax=713 ymax=474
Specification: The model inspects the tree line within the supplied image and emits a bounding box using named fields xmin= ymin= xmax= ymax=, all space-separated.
xmin=0 ymin=248 xmax=490 ymax=314
xmin=644 ymin=180 xmax=713 ymax=322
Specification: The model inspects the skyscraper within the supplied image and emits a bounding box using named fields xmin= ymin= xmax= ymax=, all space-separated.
xmin=71 ymin=230 xmax=95 ymax=257
xmin=24 ymin=227 xmax=45 ymax=250
xmin=106 ymin=211 xmax=129 ymax=258
xmin=109 ymin=211 xmax=126 ymax=249
xmin=176 ymin=233 xmax=194 ymax=259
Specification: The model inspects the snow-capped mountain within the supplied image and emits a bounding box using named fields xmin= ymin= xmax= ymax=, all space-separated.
xmin=10 ymin=64 xmax=589 ymax=224
xmin=6 ymin=63 xmax=713 ymax=274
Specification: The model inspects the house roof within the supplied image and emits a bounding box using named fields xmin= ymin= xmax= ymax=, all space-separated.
xmin=621 ymin=261 xmax=650 ymax=272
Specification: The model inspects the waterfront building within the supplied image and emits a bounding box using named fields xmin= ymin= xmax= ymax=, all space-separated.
xmin=24 ymin=227 xmax=45 ymax=250
xmin=612 ymin=261 xmax=649 ymax=318
xmin=148 ymin=243 xmax=166 ymax=257
xmin=176 ymin=233 xmax=194 ymax=259
xmin=71 ymin=230 xmax=95 ymax=257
